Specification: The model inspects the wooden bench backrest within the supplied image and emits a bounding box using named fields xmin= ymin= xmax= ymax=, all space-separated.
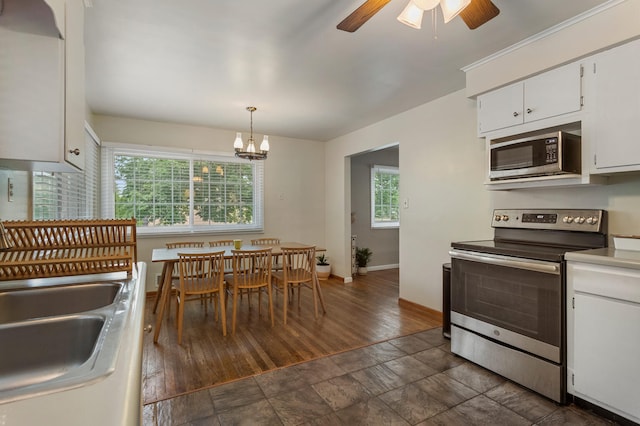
xmin=0 ymin=219 xmax=137 ymax=281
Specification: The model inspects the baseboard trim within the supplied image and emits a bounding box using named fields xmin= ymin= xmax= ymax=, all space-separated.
xmin=398 ymin=298 xmax=443 ymax=324
xmin=367 ymin=264 xmax=399 ymax=272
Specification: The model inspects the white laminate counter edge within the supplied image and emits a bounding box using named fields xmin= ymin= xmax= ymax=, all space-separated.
xmin=0 ymin=263 xmax=147 ymax=426
xmin=566 ymin=248 xmax=640 ymax=270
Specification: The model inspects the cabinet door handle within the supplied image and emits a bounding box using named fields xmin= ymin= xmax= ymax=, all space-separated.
xmin=512 ymin=111 xmax=519 ymax=117
xmin=69 ymin=148 xmax=80 ymax=156
xmin=526 ymin=108 xmax=533 ymax=114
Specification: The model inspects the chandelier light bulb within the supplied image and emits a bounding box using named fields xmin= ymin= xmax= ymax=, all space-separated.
xmin=233 ymin=132 xmax=244 ymax=149
xmin=260 ymin=135 xmax=270 ymax=152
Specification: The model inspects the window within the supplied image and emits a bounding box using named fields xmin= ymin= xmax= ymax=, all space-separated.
xmin=32 ymin=127 xmax=100 ymax=220
xmin=371 ymin=165 xmax=399 ymax=228
xmin=101 ymin=144 xmax=264 ymax=235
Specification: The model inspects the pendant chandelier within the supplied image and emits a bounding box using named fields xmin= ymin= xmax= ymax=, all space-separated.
xmin=233 ymin=106 xmax=269 ymax=160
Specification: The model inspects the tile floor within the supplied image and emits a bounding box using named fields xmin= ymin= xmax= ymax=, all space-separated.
xmin=143 ymin=328 xmax=615 ymax=425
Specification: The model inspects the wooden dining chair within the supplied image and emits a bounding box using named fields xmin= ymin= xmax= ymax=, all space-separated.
xmin=225 ymin=248 xmax=274 ymax=334
xmin=272 ymin=246 xmax=318 ymax=325
xmin=251 ymin=238 xmax=282 ymax=271
xmin=173 ymin=251 xmax=227 ymax=343
xmin=209 ymin=239 xmax=234 ymax=273
xmin=209 ymin=240 xmax=234 ymax=247
xmin=153 ymin=241 xmax=205 ymax=313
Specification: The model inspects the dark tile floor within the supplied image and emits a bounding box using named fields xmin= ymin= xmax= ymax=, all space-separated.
xmin=143 ymin=328 xmax=615 ymax=425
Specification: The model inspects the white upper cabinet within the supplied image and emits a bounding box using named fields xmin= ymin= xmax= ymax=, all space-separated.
xmin=0 ymin=0 xmax=85 ymax=171
xmin=477 ymin=61 xmax=583 ymax=136
xmin=476 ymin=82 xmax=523 ymax=134
xmin=591 ymin=38 xmax=640 ymax=173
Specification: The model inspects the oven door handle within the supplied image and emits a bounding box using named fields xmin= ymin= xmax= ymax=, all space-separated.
xmin=448 ymin=249 xmax=560 ymax=275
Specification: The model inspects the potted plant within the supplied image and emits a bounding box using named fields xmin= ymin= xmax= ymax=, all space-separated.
xmin=355 ymin=247 xmax=372 ymax=275
xmin=316 ymin=254 xmax=331 ymax=280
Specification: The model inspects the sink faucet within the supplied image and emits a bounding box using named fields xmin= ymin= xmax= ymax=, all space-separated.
xmin=0 ymin=220 xmax=13 ymax=250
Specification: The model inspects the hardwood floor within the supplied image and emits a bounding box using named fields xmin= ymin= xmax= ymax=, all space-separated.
xmin=142 ymin=269 xmax=442 ymax=405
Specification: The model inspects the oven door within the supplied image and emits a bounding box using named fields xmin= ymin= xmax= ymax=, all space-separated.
xmin=449 ymin=249 xmax=563 ymax=363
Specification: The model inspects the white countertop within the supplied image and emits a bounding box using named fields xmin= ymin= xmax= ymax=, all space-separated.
xmin=566 ymin=248 xmax=640 ymax=270
xmin=0 ymin=263 xmax=147 ymax=426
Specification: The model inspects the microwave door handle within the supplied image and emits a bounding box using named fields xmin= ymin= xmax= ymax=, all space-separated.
xmin=448 ymin=249 xmax=560 ymax=275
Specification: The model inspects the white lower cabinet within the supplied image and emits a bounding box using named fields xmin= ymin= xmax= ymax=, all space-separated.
xmin=567 ymin=261 xmax=640 ymax=424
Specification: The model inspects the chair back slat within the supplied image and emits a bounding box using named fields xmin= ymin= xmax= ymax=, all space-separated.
xmin=209 ymin=240 xmax=233 ymax=247
xmin=251 ymin=238 xmax=280 ymax=246
xmin=178 ymin=251 xmax=225 ymax=294
xmin=166 ymin=241 xmax=204 ymax=249
xmin=281 ymin=246 xmax=316 ymax=284
xmin=231 ymin=248 xmax=272 ymax=288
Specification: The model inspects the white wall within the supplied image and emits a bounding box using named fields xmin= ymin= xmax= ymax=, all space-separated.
xmin=92 ymin=115 xmax=326 ymax=291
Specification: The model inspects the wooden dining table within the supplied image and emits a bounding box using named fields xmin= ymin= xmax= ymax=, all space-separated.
xmin=151 ymin=242 xmax=327 ymax=343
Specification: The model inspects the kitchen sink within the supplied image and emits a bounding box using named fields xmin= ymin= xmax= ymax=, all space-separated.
xmin=0 ymin=282 xmax=122 ymax=324
xmin=0 ymin=274 xmax=136 ymax=404
xmin=0 ymin=315 xmax=105 ymax=392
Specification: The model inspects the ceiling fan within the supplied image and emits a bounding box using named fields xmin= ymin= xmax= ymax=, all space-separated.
xmin=337 ymin=0 xmax=500 ymax=32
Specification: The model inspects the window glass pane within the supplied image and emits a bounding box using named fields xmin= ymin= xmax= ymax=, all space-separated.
xmin=103 ymin=145 xmax=263 ymax=234
xmin=371 ymin=165 xmax=400 ymax=228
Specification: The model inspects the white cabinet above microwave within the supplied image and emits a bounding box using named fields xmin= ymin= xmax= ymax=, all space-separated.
xmin=477 ymin=61 xmax=583 ymax=136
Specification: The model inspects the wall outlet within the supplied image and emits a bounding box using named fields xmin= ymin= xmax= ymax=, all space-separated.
xmin=8 ymin=178 xmax=14 ymax=202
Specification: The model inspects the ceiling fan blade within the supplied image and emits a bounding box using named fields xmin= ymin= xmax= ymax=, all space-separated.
xmin=459 ymin=0 xmax=500 ymax=30
xmin=337 ymin=0 xmax=392 ymax=32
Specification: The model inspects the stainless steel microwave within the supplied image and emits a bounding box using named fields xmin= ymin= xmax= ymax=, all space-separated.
xmin=489 ymin=131 xmax=581 ymax=181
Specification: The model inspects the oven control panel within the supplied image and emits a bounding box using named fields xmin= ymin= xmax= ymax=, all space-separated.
xmin=492 ymin=209 xmax=606 ymax=232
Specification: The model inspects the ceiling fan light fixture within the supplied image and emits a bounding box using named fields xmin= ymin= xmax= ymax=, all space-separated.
xmin=441 ymin=0 xmax=471 ymax=23
xmin=397 ymin=1 xmax=425 ymax=29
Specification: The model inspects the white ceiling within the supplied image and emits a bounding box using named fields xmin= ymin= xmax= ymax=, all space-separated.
xmin=84 ymin=0 xmax=609 ymax=142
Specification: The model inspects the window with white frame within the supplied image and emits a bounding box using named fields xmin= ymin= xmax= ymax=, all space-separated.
xmin=101 ymin=144 xmax=264 ymax=235
xmin=371 ymin=164 xmax=399 ymax=228
xmin=32 ymin=127 xmax=100 ymax=220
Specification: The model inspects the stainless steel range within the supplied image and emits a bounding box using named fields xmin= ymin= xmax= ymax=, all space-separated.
xmin=449 ymin=209 xmax=607 ymax=403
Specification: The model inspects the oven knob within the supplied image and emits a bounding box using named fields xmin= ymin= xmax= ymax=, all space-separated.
xmin=575 ymin=216 xmax=586 ymax=224
xmin=501 ymin=215 xmax=509 ymax=221
xmin=494 ymin=215 xmax=502 ymax=221
xmin=586 ymin=216 xmax=599 ymax=225
xmin=563 ymin=216 xmax=574 ymax=223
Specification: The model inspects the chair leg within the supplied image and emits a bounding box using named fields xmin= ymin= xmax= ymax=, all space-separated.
xmin=177 ymin=292 xmax=185 ymax=345
xmin=283 ymin=282 xmax=289 ymax=325
xmin=311 ymin=280 xmax=318 ymax=319
xmin=218 ymin=287 xmax=227 ymax=336
xmin=267 ymin=284 xmax=274 ymax=327
xmin=231 ymin=286 xmax=238 ymax=335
